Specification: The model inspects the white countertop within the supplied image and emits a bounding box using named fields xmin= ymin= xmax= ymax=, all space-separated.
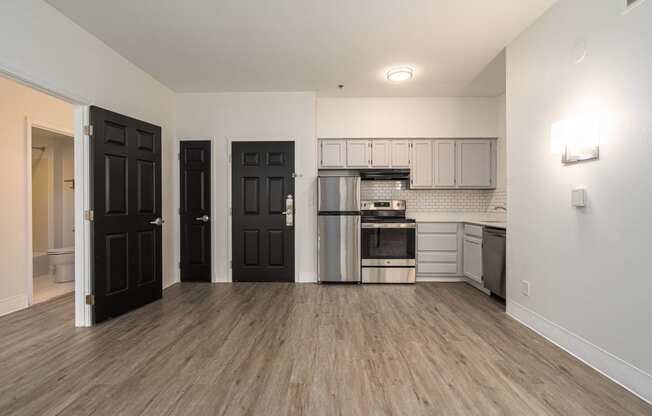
xmin=407 ymin=212 xmax=507 ymax=229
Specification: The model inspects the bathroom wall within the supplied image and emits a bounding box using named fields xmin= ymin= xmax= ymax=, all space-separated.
xmin=31 ymin=129 xmax=75 ymax=254
xmin=31 ymin=150 xmax=51 ymax=253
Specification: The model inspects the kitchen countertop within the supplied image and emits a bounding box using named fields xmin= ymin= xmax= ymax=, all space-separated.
xmin=407 ymin=212 xmax=507 ymax=229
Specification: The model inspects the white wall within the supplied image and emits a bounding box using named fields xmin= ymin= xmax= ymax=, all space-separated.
xmin=176 ymin=92 xmax=318 ymax=282
xmin=507 ymin=0 xmax=652 ymax=402
xmin=317 ymin=97 xmax=501 ymax=138
xmin=0 ymin=0 xmax=177 ymax=317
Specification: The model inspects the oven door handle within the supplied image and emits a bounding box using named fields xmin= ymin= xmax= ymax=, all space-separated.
xmin=361 ymin=223 xmax=416 ymax=229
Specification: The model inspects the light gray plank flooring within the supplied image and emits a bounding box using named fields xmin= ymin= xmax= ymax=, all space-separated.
xmin=0 ymin=283 xmax=650 ymax=416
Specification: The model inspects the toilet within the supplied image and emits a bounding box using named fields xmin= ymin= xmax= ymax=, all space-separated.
xmin=47 ymin=247 xmax=75 ymax=283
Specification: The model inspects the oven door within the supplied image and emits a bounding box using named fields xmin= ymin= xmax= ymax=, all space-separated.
xmin=361 ymin=223 xmax=416 ymax=266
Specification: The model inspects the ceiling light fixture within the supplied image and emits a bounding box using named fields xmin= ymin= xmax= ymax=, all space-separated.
xmin=386 ymin=66 xmax=414 ymax=82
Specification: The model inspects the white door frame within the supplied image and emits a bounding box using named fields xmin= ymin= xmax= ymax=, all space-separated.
xmin=25 ymin=119 xmax=74 ymax=306
xmin=174 ymin=137 xmax=217 ymax=283
xmin=226 ymin=138 xmax=297 ymax=282
xmin=1 ymin=67 xmax=93 ymax=327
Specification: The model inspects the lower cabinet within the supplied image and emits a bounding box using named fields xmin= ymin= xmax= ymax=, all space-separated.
xmin=463 ymin=224 xmax=483 ymax=283
xmin=417 ymin=223 xmax=462 ymax=278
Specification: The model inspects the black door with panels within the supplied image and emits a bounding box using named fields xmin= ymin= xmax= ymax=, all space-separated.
xmin=179 ymin=141 xmax=211 ymax=281
xmin=232 ymin=142 xmax=294 ymax=282
xmin=90 ymin=106 xmax=163 ymax=324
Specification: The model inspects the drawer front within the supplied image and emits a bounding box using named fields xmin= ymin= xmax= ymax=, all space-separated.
xmin=418 ymin=262 xmax=459 ymax=275
xmin=464 ymin=224 xmax=484 ymax=238
xmin=418 ymin=234 xmax=458 ymax=251
xmin=418 ymin=223 xmax=458 ymax=234
xmin=418 ymin=251 xmax=458 ymax=263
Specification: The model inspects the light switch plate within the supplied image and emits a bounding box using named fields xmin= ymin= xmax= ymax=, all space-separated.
xmin=571 ymin=188 xmax=587 ymax=208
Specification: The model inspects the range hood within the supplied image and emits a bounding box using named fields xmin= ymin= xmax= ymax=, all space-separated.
xmin=360 ymin=169 xmax=410 ymax=181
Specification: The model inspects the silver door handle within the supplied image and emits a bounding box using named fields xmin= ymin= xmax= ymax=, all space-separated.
xmin=284 ymin=195 xmax=294 ymax=227
xmin=195 ymin=215 xmax=210 ymax=222
xmin=149 ymin=217 xmax=165 ymax=226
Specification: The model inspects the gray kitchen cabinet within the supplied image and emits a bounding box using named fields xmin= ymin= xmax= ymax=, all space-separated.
xmin=456 ymin=140 xmax=495 ymax=188
xmin=390 ymin=140 xmax=411 ymax=168
xmin=417 ymin=223 xmax=462 ymax=277
xmin=319 ymin=139 xmax=347 ymax=168
xmin=347 ymin=139 xmax=371 ymax=168
xmin=433 ymin=140 xmax=456 ymax=188
xmin=463 ymin=227 xmax=483 ymax=283
xmin=410 ymin=140 xmax=433 ymax=188
xmin=371 ymin=140 xmax=391 ymax=167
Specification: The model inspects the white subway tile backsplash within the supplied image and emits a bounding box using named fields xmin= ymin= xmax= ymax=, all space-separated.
xmin=361 ymin=181 xmax=507 ymax=213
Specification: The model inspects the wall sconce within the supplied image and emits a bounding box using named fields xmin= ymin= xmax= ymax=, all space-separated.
xmin=550 ymin=114 xmax=600 ymax=164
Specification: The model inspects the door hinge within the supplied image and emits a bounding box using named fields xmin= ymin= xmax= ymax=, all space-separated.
xmin=178 ymin=262 xmax=182 ymax=269
xmin=85 ymin=294 xmax=95 ymax=305
xmin=84 ymin=210 xmax=94 ymax=221
xmin=230 ymin=207 xmax=232 ymax=215
xmin=83 ymin=125 xmax=94 ymax=137
xmin=230 ymin=260 xmax=232 ymax=269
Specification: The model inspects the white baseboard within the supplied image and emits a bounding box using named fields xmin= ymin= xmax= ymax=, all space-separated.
xmin=507 ymin=300 xmax=652 ymax=405
xmin=417 ymin=276 xmax=465 ymax=283
xmin=0 ymin=294 xmax=28 ymax=317
xmin=163 ymin=279 xmax=179 ymax=290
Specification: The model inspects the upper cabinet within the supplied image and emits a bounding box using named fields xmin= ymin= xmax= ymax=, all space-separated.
xmin=318 ymin=138 xmax=496 ymax=190
xmin=346 ymin=140 xmax=371 ymax=168
xmin=456 ymin=140 xmax=495 ymax=188
xmin=433 ymin=140 xmax=456 ymax=188
xmin=371 ymin=140 xmax=391 ymax=168
xmin=410 ymin=140 xmax=433 ymax=188
xmin=390 ymin=140 xmax=410 ymax=168
xmin=319 ymin=139 xmax=347 ymax=168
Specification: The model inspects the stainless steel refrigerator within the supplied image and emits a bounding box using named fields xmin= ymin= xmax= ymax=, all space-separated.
xmin=317 ymin=172 xmax=361 ymax=283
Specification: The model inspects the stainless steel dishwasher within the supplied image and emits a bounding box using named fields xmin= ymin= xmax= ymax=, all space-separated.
xmin=482 ymin=227 xmax=506 ymax=299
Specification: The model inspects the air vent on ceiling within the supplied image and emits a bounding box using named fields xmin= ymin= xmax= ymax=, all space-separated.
xmin=626 ymin=0 xmax=645 ymax=9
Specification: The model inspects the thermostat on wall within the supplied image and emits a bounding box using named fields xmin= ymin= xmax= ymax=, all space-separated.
xmin=571 ymin=188 xmax=587 ymax=208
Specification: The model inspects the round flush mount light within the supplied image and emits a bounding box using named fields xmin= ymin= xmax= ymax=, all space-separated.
xmin=386 ymin=66 xmax=414 ymax=82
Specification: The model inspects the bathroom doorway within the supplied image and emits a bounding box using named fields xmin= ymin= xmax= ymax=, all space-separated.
xmin=30 ymin=124 xmax=76 ymax=304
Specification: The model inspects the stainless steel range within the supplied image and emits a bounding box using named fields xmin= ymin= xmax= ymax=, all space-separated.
xmin=360 ymin=200 xmax=416 ymax=284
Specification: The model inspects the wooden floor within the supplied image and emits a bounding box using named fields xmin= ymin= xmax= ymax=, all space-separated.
xmin=0 ymin=283 xmax=650 ymax=416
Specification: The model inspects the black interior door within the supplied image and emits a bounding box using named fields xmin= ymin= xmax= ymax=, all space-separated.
xmin=232 ymin=142 xmax=294 ymax=282
xmin=90 ymin=106 xmax=162 ymax=323
xmin=179 ymin=141 xmax=211 ymax=282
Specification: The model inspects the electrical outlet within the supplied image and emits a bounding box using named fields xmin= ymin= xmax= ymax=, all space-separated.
xmin=521 ymin=280 xmax=531 ymax=297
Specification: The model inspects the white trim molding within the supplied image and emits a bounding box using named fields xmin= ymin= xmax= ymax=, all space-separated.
xmin=507 ymin=300 xmax=652 ymax=405
xmin=0 ymin=294 xmax=29 ymax=317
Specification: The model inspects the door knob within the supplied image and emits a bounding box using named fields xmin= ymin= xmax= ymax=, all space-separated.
xmin=149 ymin=217 xmax=165 ymax=226
xmin=195 ymin=215 xmax=210 ymax=222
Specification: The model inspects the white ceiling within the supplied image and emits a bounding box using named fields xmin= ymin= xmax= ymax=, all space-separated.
xmin=45 ymin=0 xmax=555 ymax=96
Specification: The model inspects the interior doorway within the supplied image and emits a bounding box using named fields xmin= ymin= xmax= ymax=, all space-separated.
xmin=0 ymin=72 xmax=92 ymax=326
xmin=30 ymin=125 xmax=76 ymax=304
